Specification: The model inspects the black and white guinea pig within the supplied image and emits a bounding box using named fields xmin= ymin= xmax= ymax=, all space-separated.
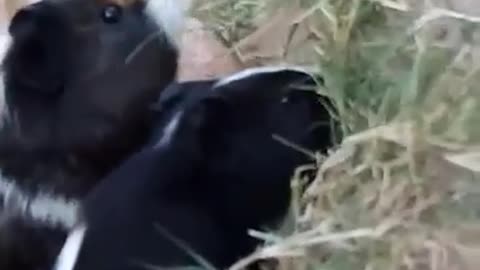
xmin=52 ymin=67 xmax=335 ymax=270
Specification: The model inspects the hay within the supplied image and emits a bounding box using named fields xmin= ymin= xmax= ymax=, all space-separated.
xmin=192 ymin=0 xmax=480 ymax=269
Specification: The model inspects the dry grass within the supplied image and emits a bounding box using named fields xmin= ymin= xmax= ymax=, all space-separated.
xmin=191 ymin=1 xmax=480 ymax=270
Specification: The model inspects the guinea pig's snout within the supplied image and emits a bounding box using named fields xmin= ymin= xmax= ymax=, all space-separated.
xmin=8 ymin=2 xmax=62 ymax=38
xmin=5 ymin=1 xmax=68 ymax=94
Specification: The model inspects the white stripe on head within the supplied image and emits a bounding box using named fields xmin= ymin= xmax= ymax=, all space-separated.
xmin=53 ymin=224 xmax=87 ymax=270
xmin=0 ymin=174 xmax=80 ymax=230
xmin=144 ymin=0 xmax=191 ymax=47
xmin=213 ymin=65 xmax=314 ymax=89
xmin=155 ymin=111 xmax=183 ymax=148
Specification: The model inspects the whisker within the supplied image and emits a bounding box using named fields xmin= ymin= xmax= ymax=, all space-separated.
xmin=125 ymin=31 xmax=166 ymax=65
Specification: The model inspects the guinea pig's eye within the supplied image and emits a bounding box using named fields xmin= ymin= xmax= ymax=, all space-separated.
xmin=100 ymin=4 xmax=123 ymax=24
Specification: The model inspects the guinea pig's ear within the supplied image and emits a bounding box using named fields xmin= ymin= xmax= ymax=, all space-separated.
xmin=152 ymin=81 xmax=228 ymax=136
xmin=187 ymin=96 xmax=229 ymax=134
xmin=211 ymin=66 xmax=320 ymax=109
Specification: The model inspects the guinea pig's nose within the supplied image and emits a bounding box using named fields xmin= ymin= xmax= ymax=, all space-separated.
xmin=8 ymin=1 xmax=60 ymax=38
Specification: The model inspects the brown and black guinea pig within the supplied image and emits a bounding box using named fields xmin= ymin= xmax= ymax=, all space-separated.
xmin=0 ymin=0 xmax=190 ymax=269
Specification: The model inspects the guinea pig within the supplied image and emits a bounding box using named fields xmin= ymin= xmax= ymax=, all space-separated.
xmin=52 ymin=67 xmax=335 ymax=270
xmin=150 ymin=65 xmax=334 ymax=231
xmin=0 ymin=0 xmax=190 ymax=226
xmin=0 ymin=0 xmax=190 ymax=268
xmin=147 ymin=66 xmax=335 ymax=263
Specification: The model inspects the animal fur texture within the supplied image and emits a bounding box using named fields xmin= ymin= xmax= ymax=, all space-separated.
xmin=0 ymin=0 xmax=190 ymax=268
xmin=53 ymin=67 xmax=334 ymax=270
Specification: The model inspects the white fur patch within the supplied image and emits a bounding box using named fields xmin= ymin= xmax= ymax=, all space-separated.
xmin=0 ymin=32 xmax=11 ymax=60
xmin=213 ymin=65 xmax=314 ymax=89
xmin=0 ymin=32 xmax=12 ymax=128
xmin=53 ymin=224 xmax=87 ymax=270
xmin=155 ymin=111 xmax=183 ymax=148
xmin=144 ymin=0 xmax=191 ymax=47
xmin=0 ymin=175 xmax=80 ymax=230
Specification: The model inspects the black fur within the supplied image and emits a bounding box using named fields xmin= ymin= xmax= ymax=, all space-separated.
xmin=0 ymin=0 xmax=180 ymax=268
xmin=60 ymin=68 xmax=335 ymax=270
xmin=0 ymin=214 xmax=65 ymax=270
xmin=1 ymin=0 xmax=178 ymax=197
